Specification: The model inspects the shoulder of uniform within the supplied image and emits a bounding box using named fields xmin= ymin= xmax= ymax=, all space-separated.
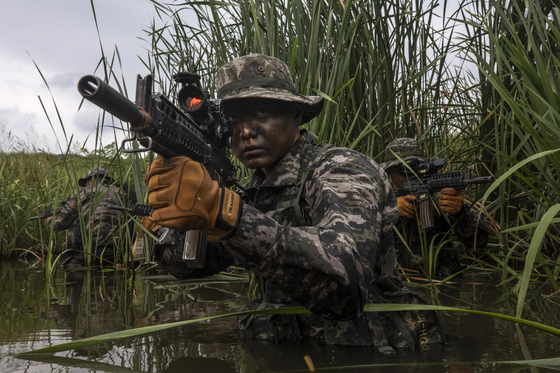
xmin=310 ymin=145 xmax=386 ymax=179
xmin=315 ymin=145 xmax=376 ymax=165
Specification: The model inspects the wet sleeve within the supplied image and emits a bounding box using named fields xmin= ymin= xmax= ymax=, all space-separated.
xmin=223 ymin=151 xmax=398 ymax=320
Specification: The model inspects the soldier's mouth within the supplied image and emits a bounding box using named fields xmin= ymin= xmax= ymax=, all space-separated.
xmin=242 ymin=146 xmax=264 ymax=157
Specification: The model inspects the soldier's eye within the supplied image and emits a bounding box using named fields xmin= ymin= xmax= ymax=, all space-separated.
xmin=256 ymin=107 xmax=268 ymax=116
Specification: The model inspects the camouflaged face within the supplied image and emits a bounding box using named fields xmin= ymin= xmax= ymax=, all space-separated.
xmin=380 ymin=138 xmax=424 ymax=170
xmin=79 ymin=167 xmax=112 ymax=187
xmin=215 ymin=54 xmax=324 ymax=124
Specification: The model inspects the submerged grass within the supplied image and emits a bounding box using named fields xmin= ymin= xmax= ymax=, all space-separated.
xmin=15 ymin=301 xmax=560 ymax=355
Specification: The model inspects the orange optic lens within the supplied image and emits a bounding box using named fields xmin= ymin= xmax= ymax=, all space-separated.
xmin=190 ymin=97 xmax=202 ymax=108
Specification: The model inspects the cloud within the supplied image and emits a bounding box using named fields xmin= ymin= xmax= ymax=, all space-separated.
xmin=0 ymin=0 xmax=156 ymax=153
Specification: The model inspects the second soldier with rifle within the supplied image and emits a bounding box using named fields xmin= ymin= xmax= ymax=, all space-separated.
xmin=380 ymin=138 xmax=491 ymax=277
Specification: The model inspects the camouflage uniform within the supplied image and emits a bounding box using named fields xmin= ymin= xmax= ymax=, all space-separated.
xmin=381 ymin=138 xmax=489 ymax=276
xmin=49 ymin=168 xmax=128 ymax=264
xmin=156 ymin=54 xmax=445 ymax=350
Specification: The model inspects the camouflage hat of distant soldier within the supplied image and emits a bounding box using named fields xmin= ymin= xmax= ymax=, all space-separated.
xmin=380 ymin=138 xmax=424 ymax=171
xmin=215 ymin=53 xmax=324 ymax=124
xmin=79 ymin=167 xmax=113 ymax=187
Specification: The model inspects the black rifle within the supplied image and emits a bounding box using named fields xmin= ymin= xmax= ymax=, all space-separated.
xmin=396 ymin=158 xmax=494 ymax=230
xmin=108 ymin=203 xmax=153 ymax=217
xmin=78 ymin=73 xmax=239 ymax=268
xmin=29 ymin=200 xmax=69 ymax=221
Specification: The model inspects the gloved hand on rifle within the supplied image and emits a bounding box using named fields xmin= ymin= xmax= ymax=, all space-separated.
xmin=397 ymin=195 xmax=417 ymax=218
xmin=140 ymin=216 xmax=161 ymax=234
xmin=438 ymin=187 xmax=463 ymax=215
xmin=144 ymin=156 xmax=243 ymax=239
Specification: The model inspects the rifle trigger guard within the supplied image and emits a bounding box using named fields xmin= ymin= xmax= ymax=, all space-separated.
xmin=121 ymin=134 xmax=153 ymax=154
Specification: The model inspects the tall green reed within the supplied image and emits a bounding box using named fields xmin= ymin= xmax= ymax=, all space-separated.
xmin=458 ymin=0 xmax=560 ymax=314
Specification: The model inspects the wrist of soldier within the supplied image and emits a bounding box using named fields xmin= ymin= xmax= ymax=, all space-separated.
xmin=209 ymin=187 xmax=243 ymax=239
xmin=452 ymin=204 xmax=466 ymax=216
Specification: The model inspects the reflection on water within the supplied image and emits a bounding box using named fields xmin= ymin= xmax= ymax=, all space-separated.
xmin=0 ymin=258 xmax=559 ymax=373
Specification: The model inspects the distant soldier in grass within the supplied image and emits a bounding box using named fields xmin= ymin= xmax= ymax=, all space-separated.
xmin=381 ymin=138 xmax=489 ymax=277
xmin=47 ymin=167 xmax=134 ymax=268
xmin=143 ymin=54 xmax=444 ymax=351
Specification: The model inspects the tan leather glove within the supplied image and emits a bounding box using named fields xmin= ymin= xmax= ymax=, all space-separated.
xmin=144 ymin=156 xmax=242 ymax=238
xmin=207 ymin=233 xmax=222 ymax=244
xmin=46 ymin=216 xmax=53 ymax=228
xmin=397 ymin=195 xmax=417 ymax=218
xmin=141 ymin=216 xmax=161 ymax=233
xmin=439 ymin=187 xmax=463 ymax=215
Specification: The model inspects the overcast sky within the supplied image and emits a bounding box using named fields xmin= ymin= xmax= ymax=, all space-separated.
xmin=1 ymin=0 xmax=468 ymax=154
xmin=0 ymin=0 xmax=161 ymax=153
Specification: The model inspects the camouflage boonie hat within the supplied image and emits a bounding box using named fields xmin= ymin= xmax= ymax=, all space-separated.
xmin=215 ymin=54 xmax=324 ymax=124
xmin=79 ymin=167 xmax=113 ymax=187
xmin=380 ymin=138 xmax=423 ymax=170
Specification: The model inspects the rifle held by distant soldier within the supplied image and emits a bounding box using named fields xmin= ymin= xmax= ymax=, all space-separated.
xmin=29 ymin=200 xmax=69 ymax=221
xmin=108 ymin=202 xmax=153 ymax=217
xmin=396 ymin=158 xmax=494 ymax=230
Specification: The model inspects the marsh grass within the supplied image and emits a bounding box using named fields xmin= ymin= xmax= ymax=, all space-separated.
xmin=0 ymin=144 xmax=143 ymax=263
xmin=0 ymin=0 xmax=154 ymax=272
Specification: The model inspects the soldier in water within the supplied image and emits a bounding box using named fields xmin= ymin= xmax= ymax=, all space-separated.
xmin=143 ymin=54 xmax=445 ymax=351
xmin=48 ymin=167 xmax=133 ymax=268
xmin=380 ymin=138 xmax=489 ymax=277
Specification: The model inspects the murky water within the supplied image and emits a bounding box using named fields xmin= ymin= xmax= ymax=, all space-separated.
xmin=1 ymin=258 xmax=559 ymax=373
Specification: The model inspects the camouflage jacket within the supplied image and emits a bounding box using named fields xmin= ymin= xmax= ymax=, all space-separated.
xmin=224 ymin=130 xmax=399 ymax=319
xmin=49 ymin=181 xmax=127 ymax=249
xmin=394 ymin=198 xmax=489 ymax=276
xmin=156 ymin=131 xmax=446 ymax=348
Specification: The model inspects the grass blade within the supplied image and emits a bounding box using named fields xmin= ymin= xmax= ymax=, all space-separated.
xmin=17 ymin=302 xmax=560 ymax=355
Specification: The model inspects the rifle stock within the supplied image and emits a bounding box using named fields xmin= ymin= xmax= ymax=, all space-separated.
xmin=78 ymin=73 xmax=238 ymax=268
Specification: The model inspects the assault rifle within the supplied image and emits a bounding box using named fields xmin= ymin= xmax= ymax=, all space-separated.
xmin=29 ymin=200 xmax=69 ymax=221
xmin=396 ymin=157 xmax=494 ymax=230
xmin=78 ymin=72 xmax=239 ymax=268
xmin=108 ymin=202 xmax=153 ymax=217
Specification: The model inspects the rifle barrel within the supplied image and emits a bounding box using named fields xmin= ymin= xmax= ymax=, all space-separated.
xmin=107 ymin=205 xmax=126 ymax=211
xmin=467 ymin=176 xmax=495 ymax=185
xmin=77 ymin=75 xmax=145 ymax=125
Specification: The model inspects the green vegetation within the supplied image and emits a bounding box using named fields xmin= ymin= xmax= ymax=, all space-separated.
xmin=17 ymin=301 xmax=560 ymax=355
xmin=2 ymin=0 xmax=559 ymax=314
xmin=0 ymin=138 xmax=148 ymax=265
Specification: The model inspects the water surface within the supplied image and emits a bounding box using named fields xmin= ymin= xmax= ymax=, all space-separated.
xmin=1 ymin=258 xmax=559 ymax=372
